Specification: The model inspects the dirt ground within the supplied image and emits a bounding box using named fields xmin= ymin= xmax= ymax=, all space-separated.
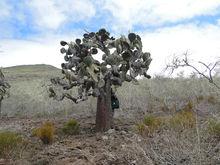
xmin=0 ymin=116 xmax=155 ymax=165
xmin=0 ymin=100 xmax=219 ymax=165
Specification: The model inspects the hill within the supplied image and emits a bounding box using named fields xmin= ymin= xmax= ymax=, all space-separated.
xmin=1 ymin=64 xmax=72 ymax=117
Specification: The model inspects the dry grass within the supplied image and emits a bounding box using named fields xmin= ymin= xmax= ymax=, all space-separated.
xmin=208 ymin=119 xmax=220 ymax=138
xmin=33 ymin=121 xmax=55 ymax=144
xmin=136 ymin=115 xmax=163 ymax=136
xmin=207 ymin=95 xmax=217 ymax=104
xmin=0 ymin=131 xmax=23 ymax=158
xmin=2 ymin=65 xmax=220 ymax=119
xmin=1 ymin=65 xmax=220 ymax=164
xmin=169 ymin=101 xmax=196 ymax=131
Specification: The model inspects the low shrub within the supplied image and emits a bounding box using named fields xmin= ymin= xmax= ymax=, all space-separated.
xmin=143 ymin=115 xmax=162 ymax=130
xmin=136 ymin=115 xmax=163 ymax=136
xmin=208 ymin=119 xmax=220 ymax=138
xmin=207 ymin=95 xmax=216 ymax=104
xmin=169 ymin=102 xmax=195 ymax=130
xmin=136 ymin=122 xmax=148 ymax=135
xmin=62 ymin=119 xmax=80 ymax=135
xmin=196 ymin=95 xmax=204 ymax=103
xmin=33 ymin=121 xmax=55 ymax=144
xmin=0 ymin=131 xmax=22 ymax=158
xmin=182 ymin=101 xmax=194 ymax=111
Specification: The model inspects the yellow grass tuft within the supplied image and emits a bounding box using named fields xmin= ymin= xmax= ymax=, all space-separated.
xmin=169 ymin=101 xmax=195 ymax=130
xmin=33 ymin=121 xmax=55 ymax=144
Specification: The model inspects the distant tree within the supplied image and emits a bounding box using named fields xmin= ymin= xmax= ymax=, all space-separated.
xmin=165 ymin=51 xmax=220 ymax=89
xmin=0 ymin=69 xmax=10 ymax=116
xmin=49 ymin=29 xmax=152 ymax=131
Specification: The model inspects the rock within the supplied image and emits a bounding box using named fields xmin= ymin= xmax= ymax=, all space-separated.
xmin=102 ymin=135 xmax=109 ymax=140
xmin=121 ymin=130 xmax=127 ymax=135
xmin=121 ymin=144 xmax=126 ymax=149
xmin=107 ymin=129 xmax=115 ymax=134
xmin=131 ymin=160 xmax=137 ymax=164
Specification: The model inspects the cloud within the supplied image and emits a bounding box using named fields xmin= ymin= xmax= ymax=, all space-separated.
xmin=1 ymin=23 xmax=220 ymax=76
xmin=0 ymin=0 xmax=11 ymax=19
xmin=25 ymin=0 xmax=96 ymax=30
xmin=103 ymin=0 xmax=220 ymax=31
xmin=1 ymin=0 xmax=220 ymax=77
xmin=0 ymin=39 xmax=61 ymax=67
xmin=218 ymin=18 xmax=220 ymax=25
xmin=60 ymin=0 xmax=96 ymax=20
xmin=141 ymin=23 xmax=220 ymax=75
xmin=0 ymin=32 xmax=82 ymax=68
xmin=1 ymin=0 xmax=220 ymax=37
xmin=26 ymin=0 xmax=66 ymax=30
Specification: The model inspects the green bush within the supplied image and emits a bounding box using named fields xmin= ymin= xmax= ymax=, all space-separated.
xmin=208 ymin=119 xmax=220 ymax=138
xmin=62 ymin=119 xmax=80 ymax=135
xmin=0 ymin=131 xmax=22 ymax=158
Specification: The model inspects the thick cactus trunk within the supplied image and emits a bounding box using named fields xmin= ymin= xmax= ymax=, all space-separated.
xmin=95 ymin=77 xmax=114 ymax=131
xmin=0 ymin=100 xmax=2 ymax=117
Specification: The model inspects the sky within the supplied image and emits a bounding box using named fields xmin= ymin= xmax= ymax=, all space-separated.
xmin=1 ymin=0 xmax=220 ymax=75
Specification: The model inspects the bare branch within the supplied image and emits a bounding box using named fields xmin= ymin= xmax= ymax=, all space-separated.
xmin=166 ymin=52 xmax=220 ymax=89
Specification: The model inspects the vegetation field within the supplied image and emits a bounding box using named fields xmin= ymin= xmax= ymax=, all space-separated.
xmin=0 ymin=65 xmax=219 ymax=164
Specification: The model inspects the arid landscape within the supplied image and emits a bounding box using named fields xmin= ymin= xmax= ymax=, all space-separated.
xmin=0 ymin=65 xmax=219 ymax=165
xmin=1 ymin=1 xmax=220 ymax=165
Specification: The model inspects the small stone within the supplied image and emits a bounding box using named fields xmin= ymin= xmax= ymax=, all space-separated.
xmin=107 ymin=129 xmax=115 ymax=134
xmin=102 ymin=135 xmax=109 ymax=140
xmin=121 ymin=131 xmax=127 ymax=135
xmin=131 ymin=160 xmax=137 ymax=165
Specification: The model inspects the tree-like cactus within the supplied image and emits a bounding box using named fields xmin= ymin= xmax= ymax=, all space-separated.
xmin=0 ymin=69 xmax=10 ymax=116
xmin=49 ymin=29 xmax=152 ymax=131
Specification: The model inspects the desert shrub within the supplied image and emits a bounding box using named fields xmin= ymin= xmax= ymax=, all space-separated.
xmin=143 ymin=115 xmax=162 ymax=129
xmin=207 ymin=95 xmax=216 ymax=104
xmin=136 ymin=115 xmax=163 ymax=136
xmin=0 ymin=131 xmax=22 ymax=158
xmin=169 ymin=102 xmax=195 ymax=130
xmin=33 ymin=121 xmax=55 ymax=144
xmin=208 ymin=119 xmax=220 ymax=138
xmin=136 ymin=122 xmax=148 ymax=136
xmin=62 ymin=119 xmax=80 ymax=135
xmin=182 ymin=101 xmax=194 ymax=111
xmin=196 ymin=95 xmax=204 ymax=103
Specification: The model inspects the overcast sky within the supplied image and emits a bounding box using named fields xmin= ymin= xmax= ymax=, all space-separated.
xmin=1 ymin=0 xmax=220 ymax=75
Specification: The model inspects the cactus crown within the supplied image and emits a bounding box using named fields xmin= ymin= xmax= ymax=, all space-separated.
xmin=50 ymin=29 xmax=152 ymax=103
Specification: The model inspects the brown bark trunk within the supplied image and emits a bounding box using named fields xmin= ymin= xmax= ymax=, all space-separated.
xmin=0 ymin=100 xmax=2 ymax=117
xmin=95 ymin=77 xmax=114 ymax=132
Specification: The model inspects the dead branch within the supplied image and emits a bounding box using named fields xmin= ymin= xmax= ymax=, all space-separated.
xmin=165 ymin=52 xmax=220 ymax=89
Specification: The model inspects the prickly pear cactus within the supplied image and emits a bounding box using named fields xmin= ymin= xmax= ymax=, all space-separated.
xmin=49 ymin=29 xmax=152 ymax=103
xmin=0 ymin=69 xmax=10 ymax=115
